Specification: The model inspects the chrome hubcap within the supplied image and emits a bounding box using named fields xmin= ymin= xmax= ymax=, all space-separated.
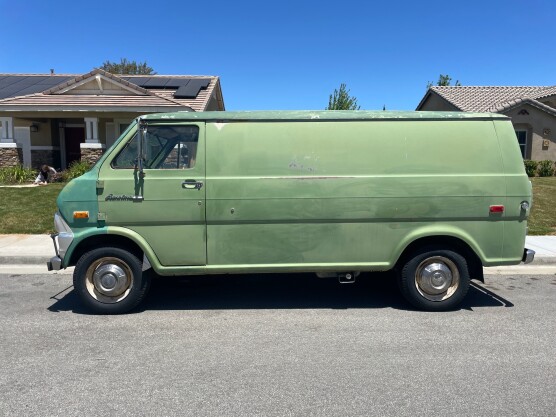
xmin=93 ymin=264 xmax=128 ymax=297
xmin=415 ymin=256 xmax=460 ymax=302
xmin=85 ymin=257 xmax=133 ymax=303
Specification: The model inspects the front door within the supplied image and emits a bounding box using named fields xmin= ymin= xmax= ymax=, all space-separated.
xmin=65 ymin=127 xmax=85 ymax=166
xmin=98 ymin=122 xmax=206 ymax=266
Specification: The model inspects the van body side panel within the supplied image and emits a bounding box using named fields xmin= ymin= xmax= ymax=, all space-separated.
xmin=97 ymin=122 xmax=207 ymax=267
xmin=205 ymin=120 xmax=507 ymax=268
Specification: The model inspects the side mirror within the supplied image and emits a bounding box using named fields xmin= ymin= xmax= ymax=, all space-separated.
xmin=137 ymin=118 xmax=147 ymax=178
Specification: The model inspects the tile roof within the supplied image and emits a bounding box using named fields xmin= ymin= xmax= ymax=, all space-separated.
xmin=0 ymin=69 xmax=222 ymax=112
xmin=423 ymin=86 xmax=556 ymax=113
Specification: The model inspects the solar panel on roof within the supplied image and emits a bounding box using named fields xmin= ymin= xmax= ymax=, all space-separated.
xmin=30 ymin=76 xmax=49 ymax=83
xmin=0 ymin=76 xmax=28 ymax=84
xmin=174 ymin=79 xmax=210 ymax=99
xmin=13 ymin=86 xmax=49 ymax=96
xmin=0 ymin=75 xmax=74 ymax=99
xmin=0 ymin=79 xmax=21 ymax=88
xmin=36 ymin=76 xmax=72 ymax=85
xmin=143 ymin=77 xmax=173 ymax=88
xmin=11 ymin=79 xmax=38 ymax=87
xmin=124 ymin=77 xmax=152 ymax=87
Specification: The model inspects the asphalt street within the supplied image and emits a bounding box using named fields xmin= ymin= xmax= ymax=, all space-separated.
xmin=0 ymin=271 xmax=555 ymax=417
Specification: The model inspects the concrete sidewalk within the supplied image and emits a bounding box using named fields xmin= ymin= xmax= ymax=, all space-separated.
xmin=0 ymin=234 xmax=555 ymax=266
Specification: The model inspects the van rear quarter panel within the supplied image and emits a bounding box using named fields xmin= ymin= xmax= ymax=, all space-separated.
xmin=493 ymin=120 xmax=530 ymax=261
xmin=205 ymin=119 xmax=510 ymax=268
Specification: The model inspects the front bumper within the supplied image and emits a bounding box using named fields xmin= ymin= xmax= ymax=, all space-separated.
xmin=47 ymin=233 xmax=63 ymax=271
xmin=522 ymin=248 xmax=535 ymax=264
xmin=46 ymin=212 xmax=74 ymax=271
xmin=47 ymin=255 xmax=62 ymax=271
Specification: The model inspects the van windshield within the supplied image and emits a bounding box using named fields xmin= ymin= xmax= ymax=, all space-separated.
xmin=111 ymin=125 xmax=199 ymax=169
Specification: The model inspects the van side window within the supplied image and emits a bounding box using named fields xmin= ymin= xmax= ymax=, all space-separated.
xmin=112 ymin=125 xmax=199 ymax=169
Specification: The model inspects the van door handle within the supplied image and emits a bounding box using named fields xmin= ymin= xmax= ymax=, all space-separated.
xmin=182 ymin=179 xmax=203 ymax=190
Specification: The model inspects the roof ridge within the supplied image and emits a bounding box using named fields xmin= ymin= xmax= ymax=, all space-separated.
xmin=432 ymin=85 xmax=550 ymax=89
xmin=41 ymin=68 xmax=151 ymax=95
xmin=0 ymin=73 xmax=217 ymax=77
xmin=123 ymin=74 xmax=217 ymax=78
xmin=0 ymin=73 xmax=79 ymax=77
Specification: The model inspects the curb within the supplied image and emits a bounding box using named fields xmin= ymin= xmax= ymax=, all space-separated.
xmin=0 ymin=256 xmax=50 ymax=265
xmin=529 ymin=256 xmax=556 ymax=265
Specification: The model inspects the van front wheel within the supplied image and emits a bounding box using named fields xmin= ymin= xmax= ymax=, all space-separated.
xmin=73 ymin=247 xmax=150 ymax=314
xmin=398 ymin=248 xmax=470 ymax=311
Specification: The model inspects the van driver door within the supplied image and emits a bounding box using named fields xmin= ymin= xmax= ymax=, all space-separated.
xmin=98 ymin=122 xmax=206 ymax=267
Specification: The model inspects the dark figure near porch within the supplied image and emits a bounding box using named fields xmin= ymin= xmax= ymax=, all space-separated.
xmin=34 ymin=164 xmax=57 ymax=185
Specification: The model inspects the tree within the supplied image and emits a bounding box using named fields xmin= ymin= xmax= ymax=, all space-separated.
xmin=100 ymin=58 xmax=156 ymax=75
xmin=327 ymin=83 xmax=360 ymax=110
xmin=427 ymin=74 xmax=461 ymax=89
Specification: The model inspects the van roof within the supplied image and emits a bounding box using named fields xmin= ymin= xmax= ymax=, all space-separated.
xmin=141 ymin=110 xmax=508 ymax=122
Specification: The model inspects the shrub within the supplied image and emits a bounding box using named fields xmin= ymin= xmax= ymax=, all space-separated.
xmin=537 ymin=160 xmax=555 ymax=177
xmin=0 ymin=164 xmax=36 ymax=184
xmin=523 ymin=160 xmax=539 ymax=177
xmin=61 ymin=160 xmax=93 ymax=182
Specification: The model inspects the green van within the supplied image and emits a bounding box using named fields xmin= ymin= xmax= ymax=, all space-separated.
xmin=48 ymin=111 xmax=534 ymax=313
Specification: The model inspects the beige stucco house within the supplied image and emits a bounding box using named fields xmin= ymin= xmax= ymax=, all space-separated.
xmin=0 ymin=68 xmax=224 ymax=169
xmin=417 ymin=86 xmax=556 ymax=160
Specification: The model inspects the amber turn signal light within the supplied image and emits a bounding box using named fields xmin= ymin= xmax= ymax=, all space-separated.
xmin=73 ymin=211 xmax=89 ymax=219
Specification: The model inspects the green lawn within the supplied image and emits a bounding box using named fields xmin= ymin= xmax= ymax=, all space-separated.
xmin=0 ymin=179 xmax=554 ymax=235
xmin=528 ymin=177 xmax=556 ymax=235
xmin=0 ymin=184 xmax=64 ymax=234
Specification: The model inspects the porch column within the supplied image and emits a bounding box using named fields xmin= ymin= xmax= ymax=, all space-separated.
xmin=0 ymin=117 xmax=23 ymax=167
xmin=81 ymin=117 xmax=105 ymax=165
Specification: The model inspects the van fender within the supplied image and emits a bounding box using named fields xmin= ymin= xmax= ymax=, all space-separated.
xmin=62 ymin=226 xmax=161 ymax=270
xmin=392 ymin=225 xmax=487 ymax=267
xmin=106 ymin=226 xmax=161 ymax=271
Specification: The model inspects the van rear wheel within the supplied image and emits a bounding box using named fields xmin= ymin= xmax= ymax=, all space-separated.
xmin=73 ymin=247 xmax=150 ymax=314
xmin=398 ymin=247 xmax=470 ymax=311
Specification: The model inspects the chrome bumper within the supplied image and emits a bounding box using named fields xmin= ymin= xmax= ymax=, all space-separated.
xmin=522 ymin=248 xmax=535 ymax=264
xmin=46 ymin=212 xmax=74 ymax=271
xmin=47 ymin=255 xmax=62 ymax=271
xmin=47 ymin=233 xmax=63 ymax=271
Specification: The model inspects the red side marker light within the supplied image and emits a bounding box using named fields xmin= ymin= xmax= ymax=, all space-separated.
xmin=489 ymin=205 xmax=504 ymax=213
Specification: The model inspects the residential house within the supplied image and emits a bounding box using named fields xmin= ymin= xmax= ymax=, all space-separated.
xmin=0 ymin=68 xmax=224 ymax=169
xmin=416 ymin=86 xmax=556 ymax=160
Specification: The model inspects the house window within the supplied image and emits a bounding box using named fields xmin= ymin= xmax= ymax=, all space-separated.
xmin=119 ymin=123 xmax=130 ymax=135
xmin=515 ymin=130 xmax=527 ymax=158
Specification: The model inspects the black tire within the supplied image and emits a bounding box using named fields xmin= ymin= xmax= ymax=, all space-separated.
xmin=397 ymin=247 xmax=470 ymax=311
xmin=73 ymin=247 xmax=150 ymax=314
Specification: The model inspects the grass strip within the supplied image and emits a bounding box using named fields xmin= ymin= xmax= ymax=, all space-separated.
xmin=0 ymin=184 xmax=64 ymax=234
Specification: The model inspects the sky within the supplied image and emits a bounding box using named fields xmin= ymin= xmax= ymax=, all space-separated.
xmin=1 ymin=0 xmax=554 ymax=111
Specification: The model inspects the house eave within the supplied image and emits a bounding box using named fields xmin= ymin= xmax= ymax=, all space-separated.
xmin=497 ymin=98 xmax=556 ymax=118
xmin=0 ymin=105 xmax=194 ymax=113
